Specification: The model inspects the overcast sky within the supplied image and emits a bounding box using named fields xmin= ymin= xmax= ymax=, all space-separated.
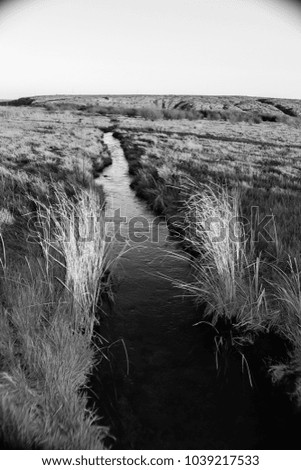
xmin=0 ymin=0 xmax=300 ymax=99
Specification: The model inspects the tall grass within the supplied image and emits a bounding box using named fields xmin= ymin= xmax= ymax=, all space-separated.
xmin=172 ymin=181 xmax=301 ymax=402
xmin=0 ymin=184 xmax=113 ymax=449
xmin=176 ymin=182 xmax=267 ymax=334
xmin=268 ymin=258 xmax=301 ymax=343
xmin=33 ymin=184 xmax=114 ymax=334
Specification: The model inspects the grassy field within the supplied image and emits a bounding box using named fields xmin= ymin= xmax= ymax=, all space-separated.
xmin=0 ymin=105 xmax=115 ymax=449
xmin=1 ymin=94 xmax=301 ymax=447
xmin=114 ymin=116 xmax=301 ymax=254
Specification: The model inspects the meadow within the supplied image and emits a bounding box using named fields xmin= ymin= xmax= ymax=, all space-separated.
xmin=0 ymin=105 xmax=114 ymax=449
xmin=1 ymin=94 xmax=301 ymax=448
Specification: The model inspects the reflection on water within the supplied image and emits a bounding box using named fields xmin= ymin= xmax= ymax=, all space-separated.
xmin=95 ymin=132 xmax=192 ymax=317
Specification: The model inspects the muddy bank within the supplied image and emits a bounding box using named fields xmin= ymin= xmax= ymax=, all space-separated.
xmin=92 ymin=154 xmax=112 ymax=176
xmin=112 ymin=129 xmax=186 ymax=241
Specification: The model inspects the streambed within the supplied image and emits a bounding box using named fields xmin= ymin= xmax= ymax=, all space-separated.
xmin=92 ymin=132 xmax=293 ymax=450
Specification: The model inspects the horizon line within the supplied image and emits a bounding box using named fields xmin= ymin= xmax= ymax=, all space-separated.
xmin=1 ymin=92 xmax=301 ymax=102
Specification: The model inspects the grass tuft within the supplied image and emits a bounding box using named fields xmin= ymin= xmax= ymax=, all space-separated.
xmin=0 ymin=184 xmax=114 ymax=449
xmin=175 ymin=182 xmax=267 ymax=334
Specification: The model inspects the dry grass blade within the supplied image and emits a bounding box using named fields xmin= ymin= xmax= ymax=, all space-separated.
xmin=172 ymin=181 xmax=267 ymax=335
xmin=0 ymin=183 xmax=116 ymax=449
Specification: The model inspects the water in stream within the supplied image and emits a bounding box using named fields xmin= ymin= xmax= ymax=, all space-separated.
xmin=92 ymin=133 xmax=295 ymax=450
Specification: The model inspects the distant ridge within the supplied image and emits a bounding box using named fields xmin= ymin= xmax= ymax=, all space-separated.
xmin=1 ymin=94 xmax=301 ymax=122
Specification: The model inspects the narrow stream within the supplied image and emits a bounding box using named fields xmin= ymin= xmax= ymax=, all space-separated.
xmin=93 ymin=133 xmax=288 ymax=450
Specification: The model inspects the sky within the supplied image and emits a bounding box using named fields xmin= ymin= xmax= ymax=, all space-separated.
xmin=0 ymin=0 xmax=301 ymax=99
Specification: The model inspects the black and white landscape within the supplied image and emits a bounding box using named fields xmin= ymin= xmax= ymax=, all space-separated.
xmin=0 ymin=0 xmax=301 ymax=451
